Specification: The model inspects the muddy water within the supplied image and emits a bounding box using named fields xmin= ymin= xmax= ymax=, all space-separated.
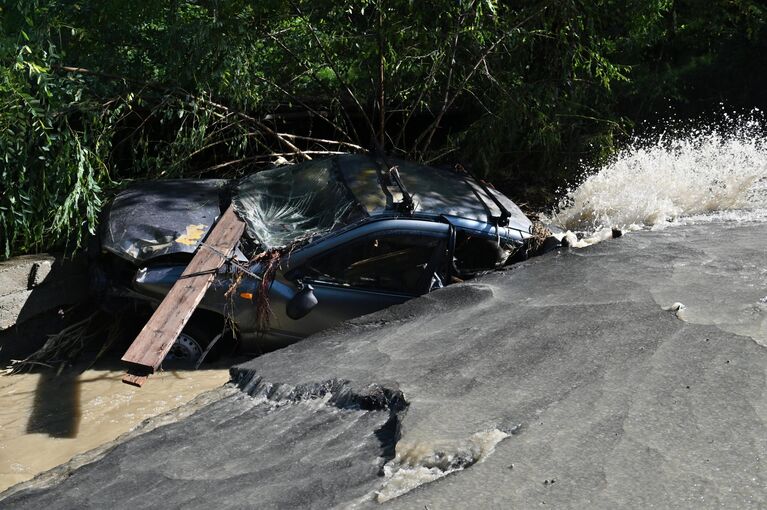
xmin=545 ymin=117 xmax=767 ymax=347
xmin=0 ymin=365 xmax=231 ymax=491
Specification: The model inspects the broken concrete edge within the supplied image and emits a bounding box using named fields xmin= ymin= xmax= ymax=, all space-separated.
xmin=0 ymin=384 xmax=240 ymax=501
xmin=228 ymin=367 xmax=516 ymax=504
xmin=231 ymin=366 xmax=410 ymax=464
xmin=231 ymin=365 xmax=407 ymax=413
xmin=0 ymin=367 xmax=411 ymax=501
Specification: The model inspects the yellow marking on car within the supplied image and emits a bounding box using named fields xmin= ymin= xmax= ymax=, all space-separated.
xmin=175 ymin=224 xmax=208 ymax=245
xmin=239 ymin=292 xmax=254 ymax=300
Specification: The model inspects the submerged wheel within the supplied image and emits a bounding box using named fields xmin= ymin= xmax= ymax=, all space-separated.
xmin=165 ymin=331 xmax=204 ymax=362
xmin=163 ymin=322 xmax=215 ymax=366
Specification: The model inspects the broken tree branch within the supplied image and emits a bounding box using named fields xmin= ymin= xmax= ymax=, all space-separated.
xmin=195 ymin=97 xmax=311 ymax=161
xmin=54 ymin=64 xmax=312 ymax=161
xmin=275 ymin=133 xmax=363 ymax=150
xmin=266 ymin=32 xmax=362 ymax=144
xmin=289 ymin=0 xmax=377 ymax=141
xmin=200 ymin=150 xmax=347 ymax=173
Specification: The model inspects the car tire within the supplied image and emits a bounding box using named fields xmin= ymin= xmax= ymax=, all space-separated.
xmin=163 ymin=321 xmax=218 ymax=367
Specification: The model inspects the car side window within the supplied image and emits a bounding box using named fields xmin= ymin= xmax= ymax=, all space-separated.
xmin=453 ymin=230 xmax=516 ymax=275
xmin=301 ymin=234 xmax=441 ymax=294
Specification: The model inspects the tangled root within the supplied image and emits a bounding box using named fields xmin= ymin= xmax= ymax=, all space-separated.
xmin=4 ymin=308 xmax=123 ymax=374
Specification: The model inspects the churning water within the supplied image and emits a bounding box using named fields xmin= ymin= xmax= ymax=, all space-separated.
xmin=545 ymin=116 xmax=767 ymax=347
xmin=549 ymin=116 xmax=767 ymax=233
xmin=375 ymin=429 xmax=508 ymax=503
xmin=371 ymin=119 xmax=767 ymax=502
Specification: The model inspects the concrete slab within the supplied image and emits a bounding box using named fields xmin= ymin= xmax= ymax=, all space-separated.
xmin=2 ymin=221 xmax=765 ymax=509
xmin=0 ymin=254 xmax=88 ymax=331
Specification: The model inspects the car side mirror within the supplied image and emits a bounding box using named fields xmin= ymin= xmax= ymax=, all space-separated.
xmin=286 ymin=283 xmax=318 ymax=320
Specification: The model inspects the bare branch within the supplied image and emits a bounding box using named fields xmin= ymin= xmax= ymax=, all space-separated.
xmin=414 ymin=3 xmax=550 ymax=156
xmin=266 ymin=31 xmax=362 ymax=143
xmin=377 ymin=0 xmax=386 ymax=147
xmin=266 ymin=150 xmax=345 ymax=156
xmin=195 ymin=97 xmax=311 ymax=160
xmin=289 ymin=0 xmax=377 ymax=141
xmin=201 ymin=151 xmax=347 ymax=173
xmin=252 ymin=74 xmax=354 ymax=143
xmin=423 ymin=15 xmax=463 ymax=150
xmin=275 ymin=133 xmax=364 ymax=150
xmin=393 ymin=55 xmax=441 ymax=151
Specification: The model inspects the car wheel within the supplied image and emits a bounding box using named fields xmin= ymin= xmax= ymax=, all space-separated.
xmin=163 ymin=323 xmax=213 ymax=367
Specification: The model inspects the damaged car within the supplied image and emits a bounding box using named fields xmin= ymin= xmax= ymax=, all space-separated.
xmin=93 ymin=154 xmax=547 ymax=362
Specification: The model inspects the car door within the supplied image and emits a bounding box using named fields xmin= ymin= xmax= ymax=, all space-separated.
xmin=267 ymin=230 xmax=447 ymax=339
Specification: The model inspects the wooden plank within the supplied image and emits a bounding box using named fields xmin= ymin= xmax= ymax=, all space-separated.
xmin=122 ymin=371 xmax=149 ymax=388
xmin=121 ymin=205 xmax=245 ymax=381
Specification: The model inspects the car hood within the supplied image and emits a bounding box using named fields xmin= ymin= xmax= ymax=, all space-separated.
xmin=100 ymin=179 xmax=230 ymax=264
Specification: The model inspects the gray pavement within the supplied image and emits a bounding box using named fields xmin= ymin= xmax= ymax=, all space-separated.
xmin=2 ymin=221 xmax=765 ymax=509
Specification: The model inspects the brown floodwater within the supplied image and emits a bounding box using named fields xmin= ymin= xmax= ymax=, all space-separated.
xmin=0 ymin=364 xmax=232 ymax=492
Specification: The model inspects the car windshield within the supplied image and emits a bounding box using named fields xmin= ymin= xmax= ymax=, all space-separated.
xmin=232 ymin=159 xmax=365 ymax=250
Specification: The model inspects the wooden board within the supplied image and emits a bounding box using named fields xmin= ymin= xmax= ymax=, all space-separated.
xmin=122 ymin=371 xmax=149 ymax=388
xmin=121 ymin=205 xmax=245 ymax=386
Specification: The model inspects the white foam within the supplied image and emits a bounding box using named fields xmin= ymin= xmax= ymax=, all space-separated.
xmin=375 ymin=429 xmax=508 ymax=503
xmin=548 ymin=116 xmax=767 ymax=233
xmin=661 ymin=302 xmax=688 ymax=320
xmin=554 ymin=227 xmax=627 ymax=248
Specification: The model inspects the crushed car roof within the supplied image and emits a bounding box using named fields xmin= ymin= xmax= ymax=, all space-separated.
xmin=233 ymin=154 xmax=531 ymax=250
xmin=102 ymin=154 xmax=532 ymax=263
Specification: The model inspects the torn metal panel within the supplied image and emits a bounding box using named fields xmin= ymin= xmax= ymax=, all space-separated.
xmin=100 ymin=179 xmax=229 ymax=263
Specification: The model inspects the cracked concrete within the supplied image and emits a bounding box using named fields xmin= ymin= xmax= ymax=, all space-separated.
xmin=2 ymin=220 xmax=766 ymax=508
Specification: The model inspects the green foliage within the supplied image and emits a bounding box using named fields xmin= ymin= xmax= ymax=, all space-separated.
xmin=1 ymin=0 xmax=765 ymax=258
xmin=0 ymin=20 xmax=110 ymax=257
xmin=0 ymin=1 xmax=257 ymax=257
xmin=620 ymin=0 xmax=767 ymax=115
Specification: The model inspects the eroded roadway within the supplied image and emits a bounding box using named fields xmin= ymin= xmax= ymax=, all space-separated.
xmin=2 ymin=220 xmax=766 ymax=509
